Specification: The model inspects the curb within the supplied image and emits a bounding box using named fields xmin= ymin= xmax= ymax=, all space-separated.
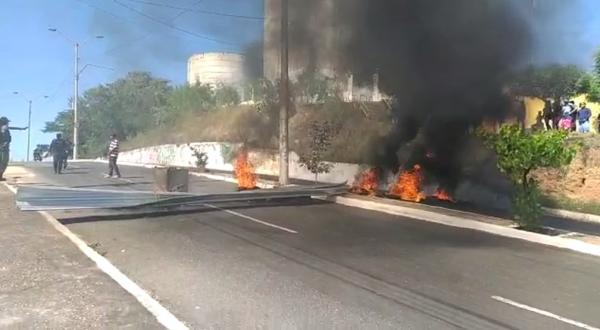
xmin=330 ymin=195 xmax=600 ymax=258
xmin=543 ymin=207 xmax=600 ymax=225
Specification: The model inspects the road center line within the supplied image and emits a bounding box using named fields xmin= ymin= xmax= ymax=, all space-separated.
xmin=3 ymin=181 xmax=189 ymax=330
xmin=491 ymin=296 xmax=599 ymax=330
xmin=206 ymin=204 xmax=298 ymax=234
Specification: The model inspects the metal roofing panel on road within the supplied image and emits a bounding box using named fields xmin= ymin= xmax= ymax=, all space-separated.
xmin=16 ymin=183 xmax=346 ymax=211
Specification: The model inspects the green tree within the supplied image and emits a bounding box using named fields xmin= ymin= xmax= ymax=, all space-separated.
xmin=43 ymin=109 xmax=73 ymax=140
xmin=298 ymin=121 xmax=335 ymax=182
xmin=44 ymin=72 xmax=172 ymax=158
xmin=509 ymin=64 xmax=585 ymax=100
xmin=162 ymin=84 xmax=215 ymax=123
xmin=214 ymin=84 xmax=241 ymax=107
xmin=480 ymin=125 xmax=577 ymax=228
xmin=578 ymin=50 xmax=600 ymax=103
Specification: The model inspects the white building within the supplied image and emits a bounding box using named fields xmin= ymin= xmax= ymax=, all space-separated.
xmin=187 ymin=52 xmax=246 ymax=87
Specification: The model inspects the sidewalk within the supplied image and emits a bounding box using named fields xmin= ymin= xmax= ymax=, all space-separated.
xmin=0 ymin=183 xmax=160 ymax=329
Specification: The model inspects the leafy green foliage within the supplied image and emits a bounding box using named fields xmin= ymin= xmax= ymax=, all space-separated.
xmin=509 ymin=64 xmax=585 ymax=100
xmin=43 ymin=109 xmax=73 ymax=140
xmin=44 ymin=72 xmax=173 ymax=157
xmin=578 ymin=50 xmax=600 ymax=103
xmin=214 ymin=84 xmax=241 ymax=107
xmin=163 ymin=84 xmax=215 ymax=123
xmin=298 ymin=121 xmax=335 ymax=182
xmin=480 ymin=125 xmax=577 ymax=228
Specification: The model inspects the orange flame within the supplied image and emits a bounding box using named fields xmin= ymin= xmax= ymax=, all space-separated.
xmin=388 ymin=165 xmax=426 ymax=202
xmin=234 ymin=151 xmax=257 ymax=190
xmin=433 ymin=188 xmax=454 ymax=202
xmin=350 ymin=168 xmax=379 ymax=196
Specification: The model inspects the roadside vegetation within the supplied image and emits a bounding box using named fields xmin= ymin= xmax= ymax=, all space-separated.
xmin=480 ymin=125 xmax=578 ymax=228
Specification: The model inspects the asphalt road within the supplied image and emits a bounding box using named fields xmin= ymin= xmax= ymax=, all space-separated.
xmin=15 ymin=161 xmax=600 ymax=329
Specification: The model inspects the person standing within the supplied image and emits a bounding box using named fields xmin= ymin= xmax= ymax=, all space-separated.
xmin=63 ymin=139 xmax=73 ymax=170
xmin=569 ymin=101 xmax=578 ymax=132
xmin=559 ymin=101 xmax=573 ymax=130
xmin=577 ymin=102 xmax=592 ymax=133
xmin=552 ymin=99 xmax=563 ymax=130
xmin=542 ymin=99 xmax=554 ymax=130
xmin=49 ymin=133 xmax=67 ymax=174
xmin=105 ymin=134 xmax=121 ymax=178
xmin=0 ymin=117 xmax=12 ymax=181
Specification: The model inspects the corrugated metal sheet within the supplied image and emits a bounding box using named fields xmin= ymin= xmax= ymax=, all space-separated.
xmin=16 ymin=183 xmax=346 ymax=211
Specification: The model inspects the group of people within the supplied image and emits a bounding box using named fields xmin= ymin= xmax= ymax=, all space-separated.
xmin=48 ymin=133 xmax=120 ymax=178
xmin=0 ymin=114 xmax=121 ymax=180
xmin=541 ymin=99 xmax=595 ymax=133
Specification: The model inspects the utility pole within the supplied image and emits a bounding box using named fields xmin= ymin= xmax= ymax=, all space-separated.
xmin=74 ymin=43 xmax=80 ymax=160
xmin=48 ymin=28 xmax=105 ymax=160
xmin=12 ymin=92 xmax=47 ymax=162
xmin=27 ymin=100 xmax=32 ymax=162
xmin=279 ymin=0 xmax=290 ymax=186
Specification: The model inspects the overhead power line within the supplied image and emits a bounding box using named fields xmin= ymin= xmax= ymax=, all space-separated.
xmin=104 ymin=1 xmax=199 ymax=55
xmin=112 ymin=0 xmax=237 ymax=45
xmin=121 ymin=0 xmax=264 ymax=21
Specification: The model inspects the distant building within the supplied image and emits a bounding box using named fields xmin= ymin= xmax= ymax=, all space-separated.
xmin=263 ymin=0 xmax=383 ymax=102
xmin=187 ymin=52 xmax=246 ymax=87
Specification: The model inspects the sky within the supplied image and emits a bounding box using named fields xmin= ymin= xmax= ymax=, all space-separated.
xmin=0 ymin=0 xmax=263 ymax=161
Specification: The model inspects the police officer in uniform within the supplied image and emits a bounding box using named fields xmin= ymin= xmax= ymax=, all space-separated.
xmin=0 ymin=117 xmax=11 ymax=181
xmin=49 ymin=133 xmax=67 ymax=174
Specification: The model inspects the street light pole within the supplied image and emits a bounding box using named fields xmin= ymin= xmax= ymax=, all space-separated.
xmin=278 ymin=0 xmax=290 ymax=186
xmin=12 ymin=92 xmax=47 ymax=162
xmin=74 ymin=42 xmax=80 ymax=160
xmin=48 ymin=28 xmax=105 ymax=160
xmin=27 ymin=100 xmax=32 ymax=162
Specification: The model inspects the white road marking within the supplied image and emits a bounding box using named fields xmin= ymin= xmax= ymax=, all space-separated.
xmin=2 ymin=182 xmax=189 ymax=330
xmin=206 ymin=204 xmax=298 ymax=234
xmin=492 ymin=296 xmax=599 ymax=330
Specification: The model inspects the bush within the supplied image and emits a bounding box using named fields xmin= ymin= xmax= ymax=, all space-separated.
xmin=298 ymin=121 xmax=335 ymax=182
xmin=480 ymin=125 xmax=578 ymax=228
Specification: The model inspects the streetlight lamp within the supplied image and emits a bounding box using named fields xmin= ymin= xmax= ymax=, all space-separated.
xmin=48 ymin=28 xmax=105 ymax=160
xmin=12 ymin=92 xmax=48 ymax=162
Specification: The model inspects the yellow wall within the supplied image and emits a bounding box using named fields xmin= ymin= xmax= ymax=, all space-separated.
xmin=523 ymin=95 xmax=600 ymax=133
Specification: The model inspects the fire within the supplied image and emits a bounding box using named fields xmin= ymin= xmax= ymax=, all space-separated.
xmin=433 ymin=188 xmax=454 ymax=202
xmin=350 ymin=168 xmax=379 ymax=196
xmin=234 ymin=151 xmax=257 ymax=190
xmin=388 ymin=165 xmax=426 ymax=202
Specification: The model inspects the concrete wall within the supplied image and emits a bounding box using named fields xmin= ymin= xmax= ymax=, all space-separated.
xmin=118 ymin=142 xmax=360 ymax=184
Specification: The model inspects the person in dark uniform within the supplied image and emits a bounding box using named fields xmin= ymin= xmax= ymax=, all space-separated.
xmin=63 ymin=139 xmax=73 ymax=170
xmin=0 ymin=117 xmax=11 ymax=181
xmin=49 ymin=133 xmax=67 ymax=174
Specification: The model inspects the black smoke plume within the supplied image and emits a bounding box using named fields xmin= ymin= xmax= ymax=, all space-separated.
xmin=345 ymin=1 xmax=531 ymax=190
xmin=281 ymin=0 xmax=533 ymax=190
